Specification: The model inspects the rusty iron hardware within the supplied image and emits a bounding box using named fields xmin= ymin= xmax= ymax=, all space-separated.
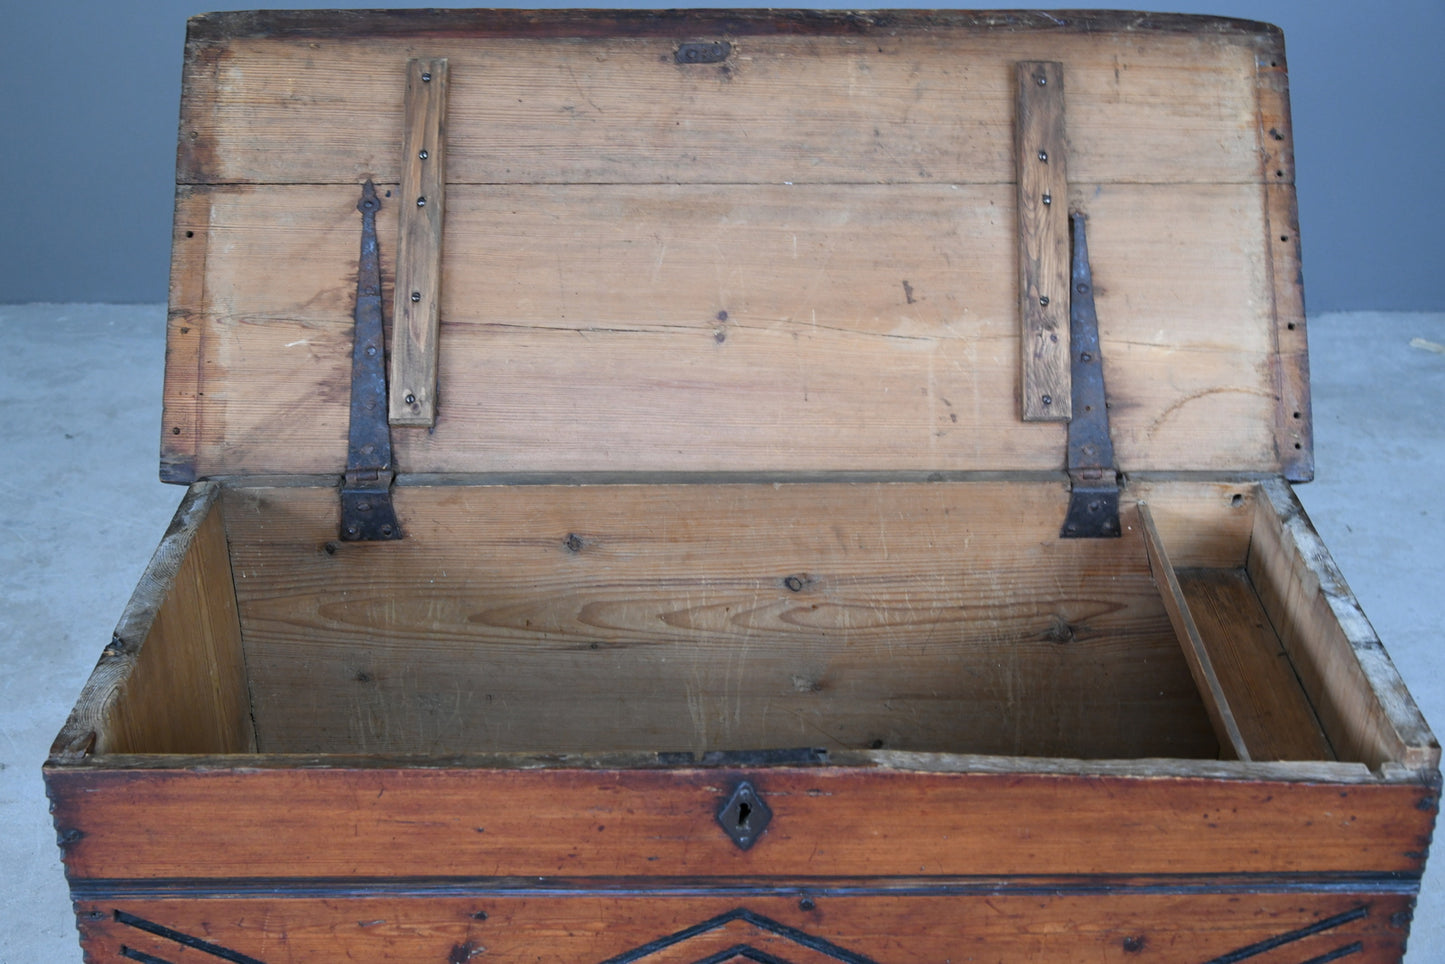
xmin=717 ymin=780 xmax=772 ymax=850
xmin=676 ymin=42 xmax=731 ymax=64
xmin=1060 ymin=212 xmax=1120 ymax=539
xmin=340 ymin=181 xmax=402 ymax=542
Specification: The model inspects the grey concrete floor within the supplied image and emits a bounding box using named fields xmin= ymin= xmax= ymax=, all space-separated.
xmin=1 ymin=304 xmax=1442 ymax=961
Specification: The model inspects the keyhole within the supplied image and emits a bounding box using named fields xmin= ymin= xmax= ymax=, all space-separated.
xmin=737 ymin=801 xmax=752 ymax=827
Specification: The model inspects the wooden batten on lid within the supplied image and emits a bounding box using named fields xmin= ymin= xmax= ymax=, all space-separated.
xmin=161 ymin=10 xmax=1311 ymax=485
xmin=390 ymin=57 xmax=448 ymax=428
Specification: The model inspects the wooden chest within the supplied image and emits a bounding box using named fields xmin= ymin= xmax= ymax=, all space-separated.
xmin=47 ymin=10 xmax=1439 ymax=963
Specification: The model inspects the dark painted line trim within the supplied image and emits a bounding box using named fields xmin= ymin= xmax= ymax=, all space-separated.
xmin=693 ymin=946 xmax=797 ymax=964
xmin=114 ymin=910 xmax=267 ymax=964
xmin=121 ymin=948 xmax=177 ymax=964
xmin=1202 ymin=906 xmax=1368 ymax=964
xmin=1299 ymin=943 xmax=1364 ymax=964
xmin=599 ymin=908 xmax=880 ymax=964
xmin=73 ymin=874 xmax=1422 ymax=902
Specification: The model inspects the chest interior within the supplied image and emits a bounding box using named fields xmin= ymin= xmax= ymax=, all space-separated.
xmin=66 ymin=11 xmax=1430 ymax=777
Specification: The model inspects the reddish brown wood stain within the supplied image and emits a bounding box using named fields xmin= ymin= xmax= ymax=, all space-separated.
xmin=47 ymin=9 xmax=1437 ymax=964
xmin=76 ymin=893 xmax=1414 ymax=963
xmin=49 ymin=766 xmax=1434 ymax=880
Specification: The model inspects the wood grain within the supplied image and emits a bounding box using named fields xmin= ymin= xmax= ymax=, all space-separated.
xmin=1248 ymin=480 xmax=1438 ymax=771
xmin=162 ymin=181 xmax=1279 ymax=479
xmin=1016 ymin=61 xmax=1070 ymax=421
xmin=1253 ymin=32 xmax=1312 ymax=482
xmin=1177 ymin=568 xmax=1335 ymax=762
xmin=390 ymin=58 xmax=448 ymax=427
xmin=76 ymin=891 xmax=1411 ymax=964
xmin=160 ymin=188 xmax=208 ymax=483
xmin=220 ymin=482 xmax=1215 ymax=759
xmin=49 ymin=484 xmax=254 ymax=759
xmin=177 ymin=26 xmax=1266 ymax=187
xmin=1139 ymin=504 xmax=1251 ymax=761
xmin=47 ymin=763 xmax=1435 ymax=881
xmin=1124 ymin=478 xmax=1256 ymax=569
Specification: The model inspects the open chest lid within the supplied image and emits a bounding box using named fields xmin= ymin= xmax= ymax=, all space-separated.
xmin=161 ymin=9 xmax=1309 ymax=484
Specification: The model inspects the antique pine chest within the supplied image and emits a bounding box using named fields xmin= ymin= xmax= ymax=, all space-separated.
xmin=46 ymin=9 xmax=1440 ymax=963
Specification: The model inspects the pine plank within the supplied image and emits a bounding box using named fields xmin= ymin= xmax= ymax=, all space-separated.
xmin=178 ymin=25 xmax=1267 ymax=187
xmin=47 ymin=764 xmax=1434 ymax=881
xmin=164 ymin=181 xmax=1279 ymax=479
xmin=390 ymin=58 xmax=448 ymax=426
xmin=1139 ymin=504 xmax=1252 ymax=761
xmin=49 ymin=484 xmax=254 ymax=759
xmin=76 ymin=892 xmax=1410 ymax=964
xmin=1248 ymin=481 xmax=1439 ymax=771
xmin=220 ymin=483 xmax=1215 ymax=758
xmin=1015 ymin=61 xmax=1071 ymax=421
xmin=1176 ymin=568 xmax=1335 ymax=762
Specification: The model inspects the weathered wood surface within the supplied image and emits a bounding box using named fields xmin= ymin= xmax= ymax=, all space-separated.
xmin=1015 ymin=61 xmax=1071 ymax=421
xmin=162 ymin=181 xmax=1280 ymax=480
xmin=1252 ymin=43 xmax=1313 ymax=479
xmin=177 ymin=20 xmax=1269 ymax=187
xmin=1248 ymin=480 xmax=1439 ymax=772
xmin=76 ymin=891 xmax=1412 ymax=963
xmin=390 ymin=57 xmax=448 ymax=427
xmin=48 ymin=483 xmax=254 ymax=760
xmin=220 ymin=482 xmax=1214 ymax=758
xmin=48 ymin=764 xmax=1436 ymax=881
xmin=162 ymin=12 xmax=1308 ymax=481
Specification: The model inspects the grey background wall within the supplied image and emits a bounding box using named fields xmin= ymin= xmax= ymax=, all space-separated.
xmin=1 ymin=0 xmax=1441 ymax=309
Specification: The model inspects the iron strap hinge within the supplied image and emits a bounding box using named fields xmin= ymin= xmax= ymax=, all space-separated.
xmin=1060 ymin=211 xmax=1121 ymax=539
xmin=340 ymin=181 xmax=402 ymax=542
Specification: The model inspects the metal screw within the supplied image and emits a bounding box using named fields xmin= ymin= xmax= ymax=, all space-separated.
xmin=411 ymin=291 xmax=422 ymax=302
xmin=406 ymin=393 xmax=417 ymax=405
xmin=1042 ymin=193 xmax=1052 ymax=205
xmin=345 ymin=525 xmax=360 ymax=538
xmin=1037 ymin=75 xmax=1047 ymax=86
xmin=380 ymin=525 xmax=394 ymax=537
xmin=366 ymin=345 xmax=377 ymax=355
xmin=421 ymin=72 xmax=432 ymax=82
xmin=1038 ymin=150 xmax=1048 ymax=162
xmin=416 ymin=196 xmax=427 ymax=207
xmin=1039 ymin=295 xmax=1050 ymax=307
xmin=1081 ymin=351 xmax=1092 ymax=362
xmin=784 ymin=575 xmax=805 ymax=592
xmin=419 ymin=149 xmax=429 ymax=160
xmin=1042 ymin=394 xmax=1053 ymax=406
xmin=357 ymin=502 xmax=370 ymax=512
xmin=799 ymin=897 xmax=817 ymax=911
xmin=1077 ymin=282 xmax=1089 ymax=294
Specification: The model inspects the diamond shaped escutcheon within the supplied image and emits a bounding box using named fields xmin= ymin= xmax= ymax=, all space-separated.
xmin=717 ymin=780 xmax=772 ymax=850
